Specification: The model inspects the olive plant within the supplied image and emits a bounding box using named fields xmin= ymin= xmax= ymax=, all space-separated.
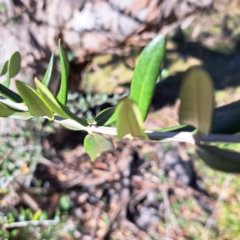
xmin=1 ymin=36 xmax=240 ymax=172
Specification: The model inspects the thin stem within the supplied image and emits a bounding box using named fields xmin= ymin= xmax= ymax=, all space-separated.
xmin=3 ymin=219 xmax=59 ymax=229
xmin=89 ymin=125 xmax=240 ymax=144
xmin=2 ymin=96 xmax=240 ymax=144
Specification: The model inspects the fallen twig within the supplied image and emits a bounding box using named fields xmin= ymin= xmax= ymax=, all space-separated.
xmin=2 ymin=219 xmax=59 ymax=230
xmin=203 ymin=175 xmax=234 ymax=239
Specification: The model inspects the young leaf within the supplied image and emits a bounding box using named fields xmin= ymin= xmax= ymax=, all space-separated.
xmin=95 ymin=107 xmax=116 ymax=126
xmin=116 ymin=98 xmax=147 ymax=139
xmin=42 ymin=51 xmax=55 ymax=87
xmin=0 ymin=83 xmax=23 ymax=103
xmin=57 ymin=40 xmax=70 ymax=105
xmin=4 ymin=51 xmax=21 ymax=87
xmin=15 ymin=81 xmax=54 ymax=120
xmin=179 ymin=67 xmax=214 ymax=135
xmin=0 ymin=102 xmax=16 ymax=117
xmin=35 ymin=78 xmax=88 ymax=127
xmin=196 ymin=144 xmax=240 ymax=173
xmin=129 ymin=34 xmax=166 ymax=120
xmin=0 ymin=60 xmax=8 ymax=76
xmin=84 ymin=133 xmax=115 ymax=161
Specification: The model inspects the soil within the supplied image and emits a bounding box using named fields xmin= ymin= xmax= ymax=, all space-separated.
xmin=1 ymin=0 xmax=240 ymax=239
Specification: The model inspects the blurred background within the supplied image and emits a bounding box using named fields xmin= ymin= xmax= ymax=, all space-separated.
xmin=1 ymin=0 xmax=240 ymax=239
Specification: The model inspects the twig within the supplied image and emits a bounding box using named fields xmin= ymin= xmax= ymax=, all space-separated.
xmin=161 ymin=189 xmax=183 ymax=238
xmin=88 ymin=125 xmax=240 ymax=144
xmin=2 ymin=219 xmax=59 ymax=230
xmin=3 ymin=96 xmax=240 ymax=144
xmin=0 ymin=170 xmax=21 ymax=190
xmin=24 ymin=146 xmax=42 ymax=188
xmin=162 ymin=189 xmax=174 ymax=240
xmin=204 ymin=175 xmax=233 ymax=239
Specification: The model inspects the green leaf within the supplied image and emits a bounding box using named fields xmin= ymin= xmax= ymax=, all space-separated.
xmin=212 ymin=100 xmax=240 ymax=134
xmin=0 ymin=60 xmax=8 ymax=76
xmin=42 ymin=51 xmax=55 ymax=87
xmin=15 ymin=81 xmax=54 ymax=120
xmin=84 ymin=133 xmax=115 ymax=161
xmin=179 ymin=67 xmax=214 ymax=135
xmin=59 ymin=196 xmax=70 ymax=211
xmin=4 ymin=52 xmax=21 ymax=87
xmin=35 ymin=78 xmax=88 ymax=127
xmin=0 ymin=98 xmax=28 ymax=112
xmin=95 ymin=107 xmax=116 ymax=126
xmin=0 ymin=102 xmax=16 ymax=117
xmin=11 ymin=111 xmax=33 ymax=120
xmin=0 ymin=83 xmax=23 ymax=103
xmin=116 ymin=98 xmax=147 ymax=139
xmin=57 ymin=40 xmax=70 ymax=105
xmin=129 ymin=34 xmax=166 ymax=120
xmin=196 ymin=144 xmax=240 ymax=173
xmin=154 ymin=125 xmax=194 ymax=132
xmin=32 ymin=210 xmax=42 ymax=221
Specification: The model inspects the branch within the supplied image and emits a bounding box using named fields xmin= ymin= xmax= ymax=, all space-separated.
xmin=2 ymin=219 xmax=59 ymax=229
xmin=2 ymin=97 xmax=240 ymax=144
xmin=89 ymin=125 xmax=240 ymax=144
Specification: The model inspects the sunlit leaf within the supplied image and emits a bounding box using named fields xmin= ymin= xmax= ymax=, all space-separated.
xmin=0 ymin=98 xmax=27 ymax=112
xmin=0 ymin=60 xmax=8 ymax=76
xmin=42 ymin=51 xmax=55 ymax=87
xmin=54 ymin=116 xmax=88 ymax=131
xmin=179 ymin=67 xmax=214 ymax=135
xmin=11 ymin=111 xmax=33 ymax=120
xmin=32 ymin=210 xmax=42 ymax=221
xmin=15 ymin=81 xmax=54 ymax=120
xmin=116 ymin=98 xmax=147 ymax=139
xmin=4 ymin=51 xmax=21 ymax=87
xmin=129 ymin=34 xmax=166 ymax=120
xmin=35 ymin=78 xmax=88 ymax=127
xmin=196 ymin=144 xmax=240 ymax=173
xmin=57 ymin=40 xmax=70 ymax=105
xmin=0 ymin=102 xmax=16 ymax=117
xmin=84 ymin=133 xmax=115 ymax=161
xmin=0 ymin=83 xmax=23 ymax=103
xmin=95 ymin=107 xmax=116 ymax=126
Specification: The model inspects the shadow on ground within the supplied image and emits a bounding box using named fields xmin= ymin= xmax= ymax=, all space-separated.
xmin=152 ymin=29 xmax=240 ymax=110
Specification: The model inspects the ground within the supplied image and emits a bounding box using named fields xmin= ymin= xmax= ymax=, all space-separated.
xmin=1 ymin=1 xmax=240 ymax=239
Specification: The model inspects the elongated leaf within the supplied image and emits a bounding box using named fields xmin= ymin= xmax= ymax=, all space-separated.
xmin=0 ymin=60 xmax=8 ymax=76
xmin=95 ymin=107 xmax=116 ymax=126
xmin=15 ymin=81 xmax=54 ymax=120
xmin=0 ymin=102 xmax=16 ymax=117
xmin=129 ymin=34 xmax=166 ymax=120
xmin=154 ymin=124 xmax=190 ymax=132
xmin=179 ymin=67 xmax=214 ymax=135
xmin=11 ymin=111 xmax=33 ymax=120
xmin=42 ymin=51 xmax=55 ymax=87
xmin=57 ymin=40 xmax=70 ymax=105
xmin=0 ymin=83 xmax=23 ymax=103
xmin=0 ymin=98 xmax=28 ymax=112
xmin=212 ymin=100 xmax=240 ymax=134
xmin=54 ymin=117 xmax=88 ymax=131
xmin=4 ymin=52 xmax=21 ymax=87
xmin=116 ymin=98 xmax=147 ymax=139
xmin=196 ymin=144 xmax=240 ymax=173
xmin=35 ymin=78 xmax=88 ymax=127
xmin=84 ymin=133 xmax=115 ymax=161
